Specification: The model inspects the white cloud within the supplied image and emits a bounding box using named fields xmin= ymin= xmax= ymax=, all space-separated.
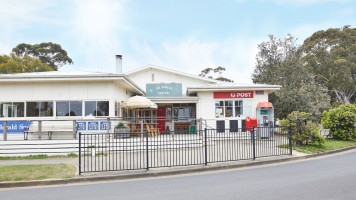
xmin=68 ymin=0 xmax=128 ymax=72
xmin=125 ymin=36 xmax=264 ymax=83
xmin=0 ymin=0 xmax=54 ymax=53
xmin=268 ymin=0 xmax=353 ymax=6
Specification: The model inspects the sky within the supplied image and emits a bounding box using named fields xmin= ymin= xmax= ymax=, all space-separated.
xmin=0 ymin=0 xmax=355 ymax=83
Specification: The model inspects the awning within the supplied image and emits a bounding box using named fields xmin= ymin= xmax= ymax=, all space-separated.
xmin=257 ymin=102 xmax=273 ymax=109
xmin=121 ymin=96 xmax=158 ymax=109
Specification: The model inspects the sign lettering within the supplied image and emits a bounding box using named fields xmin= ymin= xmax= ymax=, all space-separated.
xmin=214 ymin=91 xmax=254 ymax=99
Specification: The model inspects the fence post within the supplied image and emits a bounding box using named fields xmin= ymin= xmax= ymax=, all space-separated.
xmin=204 ymin=128 xmax=208 ymax=165
xmin=3 ymin=121 xmax=7 ymax=141
xmin=288 ymin=124 xmax=293 ymax=155
xmin=79 ymin=132 xmax=82 ymax=175
xmin=38 ymin=120 xmax=42 ymax=140
xmin=146 ymin=130 xmax=149 ymax=170
xmin=252 ymin=126 xmax=256 ymax=160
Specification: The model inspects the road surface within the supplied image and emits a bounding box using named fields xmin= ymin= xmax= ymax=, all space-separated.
xmin=1 ymin=150 xmax=356 ymax=200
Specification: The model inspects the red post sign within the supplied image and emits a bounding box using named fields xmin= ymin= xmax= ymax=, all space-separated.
xmin=214 ymin=91 xmax=253 ymax=99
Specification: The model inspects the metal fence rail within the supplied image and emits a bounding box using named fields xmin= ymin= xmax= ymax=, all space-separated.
xmin=79 ymin=126 xmax=292 ymax=174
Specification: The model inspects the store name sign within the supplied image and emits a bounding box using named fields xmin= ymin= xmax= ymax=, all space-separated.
xmin=146 ymin=83 xmax=182 ymax=97
xmin=214 ymin=91 xmax=254 ymax=99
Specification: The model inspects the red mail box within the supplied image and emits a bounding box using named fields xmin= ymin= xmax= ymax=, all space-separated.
xmin=245 ymin=116 xmax=257 ymax=131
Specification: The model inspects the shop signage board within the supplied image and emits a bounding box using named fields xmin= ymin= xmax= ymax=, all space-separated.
xmin=0 ymin=121 xmax=32 ymax=133
xmin=214 ymin=91 xmax=254 ymax=99
xmin=146 ymin=83 xmax=182 ymax=97
xmin=76 ymin=121 xmax=111 ymax=132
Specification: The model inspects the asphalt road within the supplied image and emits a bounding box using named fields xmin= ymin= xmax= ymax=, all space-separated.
xmin=1 ymin=151 xmax=356 ymax=200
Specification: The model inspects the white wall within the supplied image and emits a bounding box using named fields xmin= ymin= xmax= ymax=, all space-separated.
xmin=197 ymin=91 xmax=269 ymax=129
xmin=127 ymin=67 xmax=214 ymax=95
xmin=0 ymin=80 xmax=129 ymax=119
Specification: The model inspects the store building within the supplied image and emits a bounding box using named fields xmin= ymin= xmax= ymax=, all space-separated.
xmin=0 ymin=59 xmax=280 ymax=135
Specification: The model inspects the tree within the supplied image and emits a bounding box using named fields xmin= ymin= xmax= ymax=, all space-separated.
xmin=12 ymin=42 xmax=73 ymax=71
xmin=302 ymin=26 xmax=356 ymax=104
xmin=0 ymin=53 xmax=53 ymax=74
xmin=199 ymin=66 xmax=234 ymax=82
xmin=252 ymin=34 xmax=330 ymax=119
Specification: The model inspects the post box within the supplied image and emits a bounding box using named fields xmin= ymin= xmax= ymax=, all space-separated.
xmin=245 ymin=116 xmax=257 ymax=131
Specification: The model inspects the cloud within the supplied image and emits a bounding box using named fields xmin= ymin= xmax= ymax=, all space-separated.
xmin=0 ymin=0 xmax=54 ymax=52
xmin=267 ymin=0 xmax=353 ymax=6
xmin=126 ymin=36 xmax=264 ymax=83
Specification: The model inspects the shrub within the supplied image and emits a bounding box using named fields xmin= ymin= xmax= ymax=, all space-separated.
xmin=281 ymin=111 xmax=325 ymax=145
xmin=116 ymin=122 xmax=128 ymax=129
xmin=321 ymin=104 xmax=356 ymax=140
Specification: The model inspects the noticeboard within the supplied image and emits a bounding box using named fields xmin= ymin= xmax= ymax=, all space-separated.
xmin=146 ymin=83 xmax=182 ymax=97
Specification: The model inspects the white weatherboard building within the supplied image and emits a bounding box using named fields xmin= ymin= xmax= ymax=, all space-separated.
xmin=0 ymin=58 xmax=280 ymax=139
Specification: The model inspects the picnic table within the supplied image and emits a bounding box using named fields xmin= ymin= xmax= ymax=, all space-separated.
xmin=125 ymin=122 xmax=160 ymax=136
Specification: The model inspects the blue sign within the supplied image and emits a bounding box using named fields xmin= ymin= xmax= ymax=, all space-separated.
xmin=76 ymin=122 xmax=86 ymax=131
xmin=146 ymin=83 xmax=182 ymax=97
xmin=0 ymin=121 xmax=32 ymax=133
xmin=88 ymin=122 xmax=99 ymax=130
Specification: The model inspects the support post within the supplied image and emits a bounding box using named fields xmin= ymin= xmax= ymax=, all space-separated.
xmin=3 ymin=121 xmax=7 ymax=141
xmin=79 ymin=132 xmax=81 ymax=175
xmin=288 ymin=124 xmax=293 ymax=155
xmin=146 ymin=130 xmax=149 ymax=170
xmin=38 ymin=121 xmax=42 ymax=140
xmin=73 ymin=120 xmax=77 ymax=139
xmin=252 ymin=126 xmax=256 ymax=160
xmin=107 ymin=118 xmax=110 ymax=134
xmin=204 ymin=128 xmax=208 ymax=165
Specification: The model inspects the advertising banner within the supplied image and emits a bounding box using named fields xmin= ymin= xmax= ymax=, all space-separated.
xmin=214 ymin=91 xmax=253 ymax=99
xmin=0 ymin=121 xmax=32 ymax=133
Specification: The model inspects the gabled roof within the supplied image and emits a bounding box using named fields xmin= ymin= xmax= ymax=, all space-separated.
xmin=125 ymin=65 xmax=218 ymax=84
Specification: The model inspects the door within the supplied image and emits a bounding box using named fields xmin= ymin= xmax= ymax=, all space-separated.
xmin=157 ymin=106 xmax=166 ymax=132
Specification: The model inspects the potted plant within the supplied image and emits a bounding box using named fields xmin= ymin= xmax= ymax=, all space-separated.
xmin=114 ymin=123 xmax=130 ymax=138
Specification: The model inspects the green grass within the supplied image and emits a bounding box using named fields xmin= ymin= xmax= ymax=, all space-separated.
xmin=280 ymin=139 xmax=356 ymax=154
xmin=0 ymin=153 xmax=78 ymax=160
xmin=0 ymin=164 xmax=76 ymax=182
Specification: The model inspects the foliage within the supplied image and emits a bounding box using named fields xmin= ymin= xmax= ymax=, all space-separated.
xmin=302 ymin=26 xmax=356 ymax=104
xmin=0 ymin=53 xmax=53 ymax=74
xmin=0 ymin=153 xmax=78 ymax=160
xmin=321 ymin=103 xmax=356 ymax=140
xmin=116 ymin=122 xmax=128 ymax=129
xmin=252 ymin=34 xmax=330 ymax=119
xmin=199 ymin=66 xmax=234 ymax=82
xmin=12 ymin=42 xmax=73 ymax=71
xmin=279 ymin=139 xmax=356 ymax=154
xmin=281 ymin=111 xmax=325 ymax=145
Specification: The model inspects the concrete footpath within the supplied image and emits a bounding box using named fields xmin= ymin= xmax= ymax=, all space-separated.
xmin=1 ymin=145 xmax=356 ymax=188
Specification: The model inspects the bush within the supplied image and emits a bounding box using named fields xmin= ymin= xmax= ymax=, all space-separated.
xmin=321 ymin=104 xmax=356 ymax=140
xmin=116 ymin=122 xmax=128 ymax=129
xmin=281 ymin=111 xmax=325 ymax=145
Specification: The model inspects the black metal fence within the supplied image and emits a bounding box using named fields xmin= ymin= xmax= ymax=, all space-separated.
xmin=79 ymin=126 xmax=292 ymax=174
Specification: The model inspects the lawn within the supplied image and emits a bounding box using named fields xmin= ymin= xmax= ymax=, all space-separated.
xmin=0 ymin=164 xmax=76 ymax=182
xmin=292 ymin=139 xmax=356 ymax=154
xmin=0 ymin=153 xmax=78 ymax=160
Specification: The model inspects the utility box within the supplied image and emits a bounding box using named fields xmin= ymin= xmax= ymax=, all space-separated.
xmin=256 ymin=102 xmax=274 ymax=138
xmin=245 ymin=116 xmax=257 ymax=131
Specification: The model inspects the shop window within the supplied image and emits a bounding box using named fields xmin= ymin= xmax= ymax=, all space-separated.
xmin=26 ymin=102 xmax=53 ymax=117
xmin=56 ymin=101 xmax=82 ymax=117
xmin=235 ymin=100 xmax=243 ymax=117
xmin=215 ymin=101 xmax=224 ymax=118
xmin=0 ymin=102 xmax=25 ymax=118
xmin=85 ymin=101 xmax=109 ymax=117
xmin=225 ymin=101 xmax=233 ymax=117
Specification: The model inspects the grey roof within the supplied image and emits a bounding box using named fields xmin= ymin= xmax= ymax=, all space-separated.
xmin=187 ymin=82 xmax=281 ymax=93
xmin=0 ymin=70 xmax=125 ymax=78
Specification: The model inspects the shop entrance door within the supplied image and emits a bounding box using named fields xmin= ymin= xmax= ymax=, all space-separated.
xmin=157 ymin=106 xmax=166 ymax=132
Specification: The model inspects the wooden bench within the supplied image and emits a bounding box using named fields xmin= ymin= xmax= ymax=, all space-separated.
xmin=24 ymin=121 xmax=77 ymax=140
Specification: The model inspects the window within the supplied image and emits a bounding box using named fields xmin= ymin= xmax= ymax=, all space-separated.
xmin=215 ymin=100 xmax=243 ymax=118
xmin=56 ymin=101 xmax=82 ymax=117
xmin=256 ymin=91 xmax=264 ymax=95
xmin=85 ymin=101 xmax=109 ymax=117
xmin=235 ymin=100 xmax=243 ymax=117
xmin=0 ymin=102 xmax=24 ymax=118
xmin=115 ymin=102 xmax=120 ymax=117
xmin=26 ymin=102 xmax=53 ymax=117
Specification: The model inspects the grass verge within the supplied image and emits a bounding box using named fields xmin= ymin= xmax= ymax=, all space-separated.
xmin=0 ymin=164 xmax=76 ymax=182
xmin=280 ymin=139 xmax=356 ymax=154
xmin=0 ymin=153 xmax=78 ymax=160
